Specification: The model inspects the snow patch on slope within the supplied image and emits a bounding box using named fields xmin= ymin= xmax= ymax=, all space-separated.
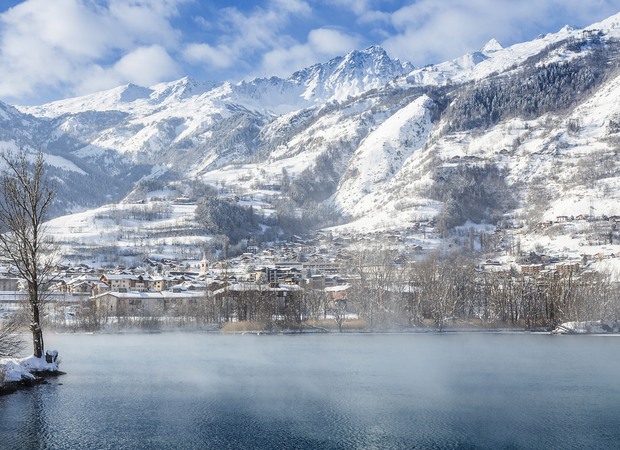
xmin=334 ymin=95 xmax=434 ymax=215
xmin=44 ymin=154 xmax=86 ymax=175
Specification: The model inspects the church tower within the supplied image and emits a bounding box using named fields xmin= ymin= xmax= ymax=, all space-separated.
xmin=199 ymin=254 xmax=209 ymax=274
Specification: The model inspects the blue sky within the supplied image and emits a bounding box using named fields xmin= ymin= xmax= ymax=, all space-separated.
xmin=0 ymin=0 xmax=619 ymax=105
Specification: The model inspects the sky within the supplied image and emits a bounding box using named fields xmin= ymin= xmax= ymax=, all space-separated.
xmin=0 ymin=0 xmax=619 ymax=106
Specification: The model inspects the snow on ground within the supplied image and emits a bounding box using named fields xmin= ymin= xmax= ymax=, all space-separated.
xmin=553 ymin=320 xmax=620 ymax=334
xmin=18 ymin=14 xmax=620 ymax=264
xmin=589 ymin=258 xmax=620 ymax=280
xmin=1 ymin=354 xmax=59 ymax=384
xmin=45 ymin=200 xmax=209 ymax=265
xmin=44 ymin=154 xmax=87 ymax=175
xmin=334 ymin=95 xmax=434 ymax=215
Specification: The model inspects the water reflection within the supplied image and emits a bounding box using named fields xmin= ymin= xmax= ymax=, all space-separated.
xmin=26 ymin=388 xmax=47 ymax=449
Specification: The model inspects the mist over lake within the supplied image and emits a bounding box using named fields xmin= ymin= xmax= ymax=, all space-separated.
xmin=1 ymin=332 xmax=619 ymax=449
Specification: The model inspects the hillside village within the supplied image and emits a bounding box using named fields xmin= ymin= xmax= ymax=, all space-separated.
xmin=2 ymin=207 xmax=619 ymax=333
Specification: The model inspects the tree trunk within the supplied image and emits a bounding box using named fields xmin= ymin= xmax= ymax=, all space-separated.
xmin=31 ymin=302 xmax=44 ymax=358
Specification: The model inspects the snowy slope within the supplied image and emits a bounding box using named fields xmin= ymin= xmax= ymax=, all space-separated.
xmin=0 ymin=13 xmax=620 ymax=261
xmin=11 ymin=46 xmax=412 ymax=182
xmin=334 ymin=94 xmax=434 ymax=215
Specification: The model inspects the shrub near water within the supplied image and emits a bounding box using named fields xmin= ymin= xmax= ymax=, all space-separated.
xmin=221 ymin=321 xmax=269 ymax=333
xmin=307 ymin=319 xmax=367 ymax=331
xmin=221 ymin=319 xmax=368 ymax=333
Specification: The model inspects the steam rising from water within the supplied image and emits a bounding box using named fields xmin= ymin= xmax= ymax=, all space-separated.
xmin=2 ymin=332 xmax=620 ymax=449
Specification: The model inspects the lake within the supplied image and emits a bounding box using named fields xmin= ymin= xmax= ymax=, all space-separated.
xmin=1 ymin=332 xmax=619 ymax=449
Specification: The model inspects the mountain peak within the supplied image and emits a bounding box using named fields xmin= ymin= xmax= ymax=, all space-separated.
xmin=560 ymin=24 xmax=577 ymax=34
xmin=481 ymin=38 xmax=503 ymax=54
xmin=119 ymin=83 xmax=153 ymax=103
xmin=282 ymin=44 xmax=413 ymax=103
xmin=150 ymin=77 xmax=221 ymax=103
xmin=358 ymin=45 xmax=389 ymax=56
xmin=343 ymin=45 xmax=411 ymax=68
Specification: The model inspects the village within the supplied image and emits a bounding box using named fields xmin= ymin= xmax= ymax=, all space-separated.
xmin=1 ymin=209 xmax=619 ymax=333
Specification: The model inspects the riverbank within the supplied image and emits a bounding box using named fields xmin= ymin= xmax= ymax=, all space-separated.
xmin=45 ymin=318 xmax=620 ymax=335
xmin=0 ymin=353 xmax=62 ymax=396
xmin=551 ymin=320 xmax=620 ymax=334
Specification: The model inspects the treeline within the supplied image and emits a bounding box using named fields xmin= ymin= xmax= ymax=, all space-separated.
xmin=285 ymin=150 xmax=341 ymax=205
xmin=429 ymin=163 xmax=516 ymax=234
xmin=193 ymin=170 xmax=344 ymax=247
xmin=444 ymin=37 xmax=616 ymax=132
xmin=194 ymin=194 xmax=340 ymax=251
xmin=195 ymin=196 xmax=259 ymax=244
xmin=94 ymin=202 xmax=173 ymax=223
xmin=346 ymin=249 xmax=620 ymax=331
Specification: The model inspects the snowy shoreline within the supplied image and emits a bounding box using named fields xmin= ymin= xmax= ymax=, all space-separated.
xmin=36 ymin=320 xmax=620 ymax=336
xmin=0 ymin=354 xmax=62 ymax=396
xmin=550 ymin=320 xmax=620 ymax=334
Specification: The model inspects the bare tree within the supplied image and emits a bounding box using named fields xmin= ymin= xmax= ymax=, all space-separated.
xmin=0 ymin=316 xmax=23 ymax=357
xmin=328 ymin=299 xmax=348 ymax=333
xmin=348 ymin=245 xmax=399 ymax=330
xmin=0 ymin=152 xmax=55 ymax=358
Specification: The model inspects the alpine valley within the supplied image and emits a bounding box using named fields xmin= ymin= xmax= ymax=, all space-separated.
xmin=5 ymin=12 xmax=620 ymax=267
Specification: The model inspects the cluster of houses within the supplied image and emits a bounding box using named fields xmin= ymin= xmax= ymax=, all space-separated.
xmin=537 ymin=213 xmax=620 ymax=229
xmin=1 ymin=215 xmax=619 ymax=326
xmin=32 ymin=244 xmax=355 ymax=322
xmin=0 ymin=231 xmax=366 ymax=325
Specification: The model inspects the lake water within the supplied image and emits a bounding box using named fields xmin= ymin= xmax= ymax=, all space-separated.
xmin=1 ymin=332 xmax=619 ymax=449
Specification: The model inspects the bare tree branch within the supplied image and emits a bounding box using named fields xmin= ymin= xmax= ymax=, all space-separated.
xmin=0 ymin=315 xmax=24 ymax=357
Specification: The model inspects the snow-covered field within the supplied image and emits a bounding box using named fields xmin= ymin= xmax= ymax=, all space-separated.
xmin=46 ymin=200 xmax=208 ymax=266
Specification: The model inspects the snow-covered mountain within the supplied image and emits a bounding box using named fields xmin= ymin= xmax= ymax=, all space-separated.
xmin=4 ymin=12 xmax=620 ymax=260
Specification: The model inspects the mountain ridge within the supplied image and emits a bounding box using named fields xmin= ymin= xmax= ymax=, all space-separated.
xmin=2 ymin=13 xmax=620 ymax=262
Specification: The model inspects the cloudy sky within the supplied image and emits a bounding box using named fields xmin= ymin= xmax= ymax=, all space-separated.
xmin=0 ymin=0 xmax=619 ymax=105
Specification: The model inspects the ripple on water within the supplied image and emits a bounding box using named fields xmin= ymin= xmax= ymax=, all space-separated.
xmin=1 ymin=333 xmax=620 ymax=449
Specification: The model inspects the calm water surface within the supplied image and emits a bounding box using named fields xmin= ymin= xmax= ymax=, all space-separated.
xmin=1 ymin=332 xmax=619 ymax=449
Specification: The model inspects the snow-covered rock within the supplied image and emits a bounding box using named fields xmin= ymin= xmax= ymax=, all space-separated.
xmin=1 ymin=353 xmax=60 ymax=384
xmin=552 ymin=321 xmax=620 ymax=334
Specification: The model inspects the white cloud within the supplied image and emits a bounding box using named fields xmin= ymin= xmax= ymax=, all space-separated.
xmin=260 ymin=45 xmax=315 ymax=78
xmin=183 ymin=43 xmax=234 ymax=69
xmin=1 ymin=0 xmax=110 ymax=59
xmin=106 ymin=0 xmax=183 ymax=49
xmin=321 ymin=0 xmax=390 ymax=25
xmin=271 ymin=0 xmax=312 ymax=15
xmin=114 ymin=45 xmax=180 ymax=85
xmin=324 ymin=0 xmax=373 ymax=16
xmin=68 ymin=45 xmax=181 ymax=96
xmin=382 ymin=0 xmax=620 ymax=65
xmin=259 ymin=28 xmax=361 ymax=78
xmin=181 ymin=0 xmax=311 ymax=72
xmin=308 ymin=28 xmax=360 ymax=55
xmin=0 ymin=0 xmax=187 ymax=104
